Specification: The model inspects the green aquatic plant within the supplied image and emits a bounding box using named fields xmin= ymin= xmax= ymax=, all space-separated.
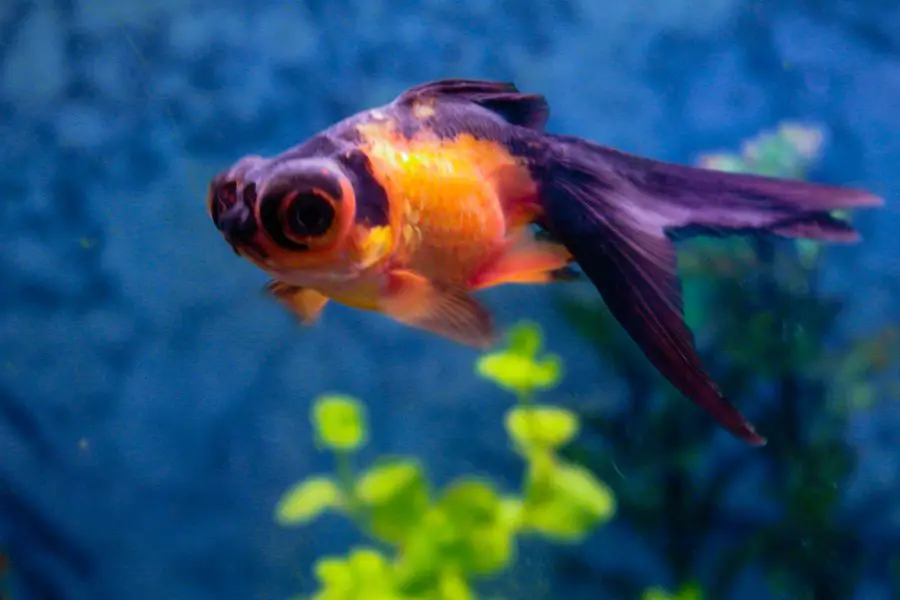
xmin=695 ymin=121 xmax=825 ymax=179
xmin=641 ymin=583 xmax=703 ymax=600
xmin=556 ymin=121 xmax=898 ymax=599
xmin=276 ymin=322 xmax=616 ymax=599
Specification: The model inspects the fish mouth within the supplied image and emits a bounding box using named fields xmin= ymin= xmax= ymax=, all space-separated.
xmin=217 ymin=201 xmax=253 ymax=238
xmin=209 ymin=179 xmax=260 ymax=254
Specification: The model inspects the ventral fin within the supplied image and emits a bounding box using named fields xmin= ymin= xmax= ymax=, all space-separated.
xmin=380 ymin=269 xmax=496 ymax=348
xmin=394 ymin=79 xmax=550 ymax=131
xmin=470 ymin=233 xmax=573 ymax=290
xmin=264 ymin=280 xmax=330 ymax=324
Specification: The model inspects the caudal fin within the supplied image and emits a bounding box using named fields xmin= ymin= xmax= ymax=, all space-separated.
xmin=537 ymin=136 xmax=884 ymax=446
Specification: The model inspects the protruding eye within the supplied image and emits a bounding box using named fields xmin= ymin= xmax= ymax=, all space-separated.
xmin=256 ymin=159 xmax=352 ymax=252
xmin=284 ymin=191 xmax=335 ymax=239
xmin=258 ymin=187 xmax=339 ymax=251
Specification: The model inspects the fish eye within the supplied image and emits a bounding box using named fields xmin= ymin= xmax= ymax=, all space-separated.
xmin=258 ymin=187 xmax=339 ymax=251
xmin=256 ymin=159 xmax=351 ymax=251
xmin=285 ymin=191 xmax=335 ymax=239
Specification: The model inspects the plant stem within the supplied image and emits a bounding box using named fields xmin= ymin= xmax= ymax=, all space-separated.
xmin=517 ymin=389 xmax=543 ymax=452
xmin=517 ymin=389 xmax=535 ymax=407
xmin=336 ymin=450 xmax=359 ymax=517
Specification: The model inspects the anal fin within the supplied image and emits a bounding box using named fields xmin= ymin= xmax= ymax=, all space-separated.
xmin=380 ymin=270 xmax=496 ymax=348
xmin=264 ymin=281 xmax=330 ymax=324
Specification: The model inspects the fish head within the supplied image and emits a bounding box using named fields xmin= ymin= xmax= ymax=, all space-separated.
xmin=208 ymin=154 xmax=361 ymax=281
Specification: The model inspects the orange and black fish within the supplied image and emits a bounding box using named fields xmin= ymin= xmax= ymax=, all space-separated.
xmin=207 ymin=79 xmax=883 ymax=446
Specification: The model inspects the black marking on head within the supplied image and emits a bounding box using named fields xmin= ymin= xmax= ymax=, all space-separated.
xmin=338 ymin=150 xmax=390 ymax=227
xmin=264 ymin=164 xmax=344 ymax=203
xmin=274 ymin=133 xmax=349 ymax=162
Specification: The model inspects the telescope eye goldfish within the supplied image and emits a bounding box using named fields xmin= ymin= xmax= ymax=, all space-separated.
xmin=207 ymin=78 xmax=883 ymax=445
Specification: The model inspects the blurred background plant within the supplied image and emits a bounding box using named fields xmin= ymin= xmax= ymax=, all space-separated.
xmin=274 ymin=323 xmax=618 ymax=600
xmin=554 ymin=122 xmax=900 ymax=599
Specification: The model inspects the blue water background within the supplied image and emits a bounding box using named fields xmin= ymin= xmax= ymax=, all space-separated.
xmin=1 ymin=1 xmax=899 ymax=598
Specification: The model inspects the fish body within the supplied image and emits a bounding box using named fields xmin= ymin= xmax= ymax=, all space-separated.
xmin=208 ymin=79 xmax=883 ymax=446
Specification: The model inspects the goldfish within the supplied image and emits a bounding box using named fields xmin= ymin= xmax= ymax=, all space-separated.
xmin=207 ymin=79 xmax=883 ymax=446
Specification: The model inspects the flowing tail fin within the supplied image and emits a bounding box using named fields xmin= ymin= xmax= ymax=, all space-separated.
xmin=537 ymin=136 xmax=884 ymax=446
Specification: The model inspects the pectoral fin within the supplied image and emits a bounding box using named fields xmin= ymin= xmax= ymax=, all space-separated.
xmin=264 ymin=281 xmax=330 ymax=324
xmin=380 ymin=270 xmax=496 ymax=348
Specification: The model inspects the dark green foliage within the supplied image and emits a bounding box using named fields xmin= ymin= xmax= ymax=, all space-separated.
xmin=556 ymin=123 xmax=899 ymax=599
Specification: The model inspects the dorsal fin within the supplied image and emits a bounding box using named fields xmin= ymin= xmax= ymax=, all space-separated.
xmin=394 ymin=79 xmax=550 ymax=131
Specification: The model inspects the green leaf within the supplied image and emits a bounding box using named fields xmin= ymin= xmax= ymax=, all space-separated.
xmin=312 ymin=548 xmax=405 ymax=600
xmin=476 ymin=353 xmax=562 ymax=396
xmin=505 ymin=406 xmax=579 ymax=451
xmin=643 ymin=583 xmax=704 ymax=600
xmin=498 ymin=497 xmax=525 ymax=531
xmin=356 ymin=460 xmax=430 ymax=544
xmin=681 ymin=277 xmax=707 ymax=331
xmin=778 ymin=121 xmax=826 ymax=169
xmin=275 ymin=476 xmax=341 ymax=526
xmin=745 ymin=138 xmax=793 ymax=177
xmin=795 ymin=238 xmax=822 ymax=269
xmin=441 ymin=478 xmax=500 ymax=510
xmin=312 ymin=394 xmax=367 ymax=452
xmin=642 ymin=589 xmax=674 ymax=600
xmin=850 ymin=383 xmax=876 ymax=410
xmin=529 ymin=356 xmax=563 ymax=389
xmin=695 ymin=153 xmax=748 ymax=173
xmin=396 ymin=479 xmax=516 ymax=580
xmin=464 ymin=523 xmax=515 ymax=575
xmin=524 ymin=462 xmax=616 ymax=542
xmin=675 ymin=583 xmax=704 ymax=600
xmin=737 ymin=122 xmax=826 ymax=180
xmin=476 ymin=321 xmax=563 ymax=395
xmin=440 ymin=479 xmax=502 ymax=526
xmin=439 ymin=479 xmax=516 ymax=575
xmin=438 ymin=570 xmax=475 ymax=600
xmin=347 ymin=547 xmax=392 ymax=582
xmin=357 ymin=460 xmax=427 ymax=504
xmin=506 ymin=321 xmax=543 ymax=357
xmin=314 ymin=557 xmax=354 ymax=592
xmin=394 ymin=508 xmax=452 ymax=587
xmin=696 ymin=124 xmax=824 ymax=181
